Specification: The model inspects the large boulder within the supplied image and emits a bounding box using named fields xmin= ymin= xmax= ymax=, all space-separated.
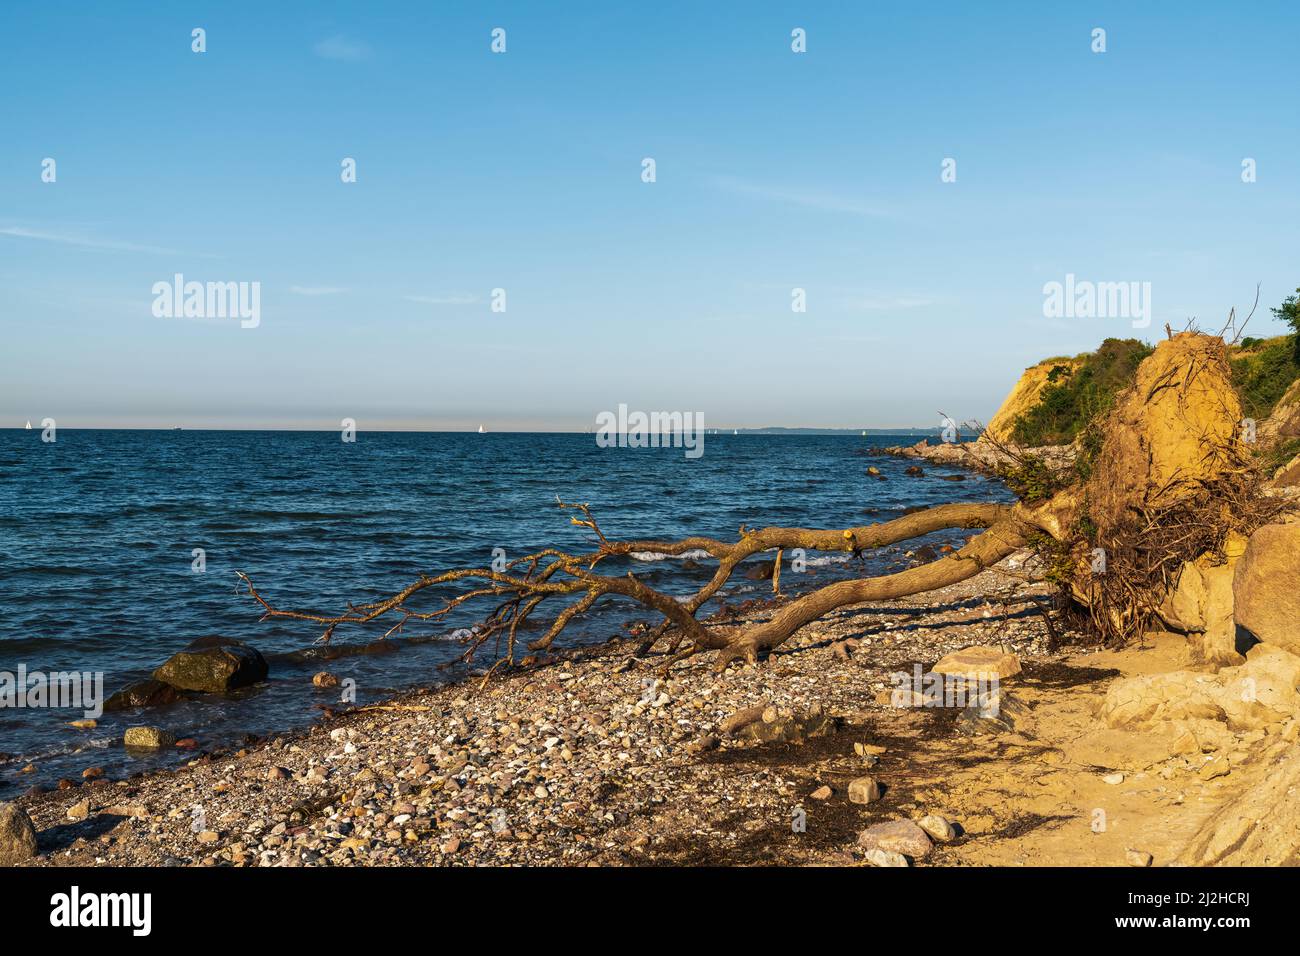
xmin=0 ymin=802 xmax=38 ymax=866
xmin=932 ymin=645 xmax=1021 ymax=680
xmin=1234 ymin=524 xmax=1300 ymax=655
xmin=1099 ymin=643 xmax=1300 ymax=733
xmin=1157 ymin=559 xmax=1212 ymax=632
xmin=1097 ymin=670 xmax=1226 ymax=729
xmin=153 ymin=637 xmax=268 ymax=693
xmin=1157 ymin=532 xmax=1250 ymax=666
xmin=891 ymin=437 xmax=1074 ymax=474
xmin=1221 ymin=645 xmax=1300 ymax=729
xmin=736 ymin=710 xmax=837 ymax=745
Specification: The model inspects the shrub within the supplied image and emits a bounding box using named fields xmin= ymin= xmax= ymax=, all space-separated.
xmin=1230 ymin=335 xmax=1300 ymax=420
xmin=1010 ymin=338 xmax=1153 ymax=447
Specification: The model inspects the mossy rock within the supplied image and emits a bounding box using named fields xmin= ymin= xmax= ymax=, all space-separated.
xmin=124 ymin=726 xmax=176 ymax=750
xmin=153 ymin=637 xmax=268 ymax=693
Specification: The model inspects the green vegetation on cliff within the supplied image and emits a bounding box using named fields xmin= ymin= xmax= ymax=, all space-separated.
xmin=1230 ymin=334 xmax=1300 ymax=420
xmin=1009 ymin=338 xmax=1154 ymax=447
xmin=1000 ymin=290 xmax=1300 ymax=468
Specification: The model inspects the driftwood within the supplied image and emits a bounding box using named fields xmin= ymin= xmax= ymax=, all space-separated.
xmin=239 ymin=500 xmax=1024 ymax=670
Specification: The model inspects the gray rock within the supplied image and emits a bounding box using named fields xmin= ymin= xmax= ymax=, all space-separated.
xmin=864 ymin=847 xmax=909 ymax=867
xmin=917 ymin=814 xmax=956 ymax=842
xmin=1126 ymin=848 xmax=1153 ymax=867
xmin=847 ymin=776 xmax=883 ymax=804
xmin=0 ymin=802 xmax=38 ymax=865
xmin=857 ymin=819 xmax=933 ymax=858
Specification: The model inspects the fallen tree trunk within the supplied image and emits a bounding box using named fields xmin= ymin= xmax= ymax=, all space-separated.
xmin=239 ymin=501 xmax=1017 ymax=668
xmin=720 ymin=517 xmax=1028 ymax=663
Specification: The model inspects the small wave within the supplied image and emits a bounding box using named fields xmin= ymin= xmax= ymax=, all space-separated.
xmin=10 ymin=739 xmax=93 ymax=762
xmin=804 ymin=554 xmax=851 ymax=567
xmin=629 ymin=549 xmax=714 ymax=562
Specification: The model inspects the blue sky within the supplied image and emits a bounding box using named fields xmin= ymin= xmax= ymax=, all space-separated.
xmin=3 ymin=1 xmax=1298 ymax=429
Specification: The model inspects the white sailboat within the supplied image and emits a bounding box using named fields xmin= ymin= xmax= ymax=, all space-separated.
xmin=25 ymin=421 xmax=32 ymax=429
xmin=477 ymin=424 xmax=486 ymax=434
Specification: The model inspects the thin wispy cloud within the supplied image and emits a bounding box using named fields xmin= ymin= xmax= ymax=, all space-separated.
xmin=0 ymin=226 xmax=181 ymax=256
xmin=710 ymin=176 xmax=895 ymax=220
xmin=404 ymin=293 xmax=481 ymax=305
xmin=290 ymin=285 xmax=348 ymax=296
xmin=313 ymin=35 xmax=372 ymax=61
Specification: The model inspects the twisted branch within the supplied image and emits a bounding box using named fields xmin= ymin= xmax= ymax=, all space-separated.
xmin=237 ymin=499 xmax=1017 ymax=670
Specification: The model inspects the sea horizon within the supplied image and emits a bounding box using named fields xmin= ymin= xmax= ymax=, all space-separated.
xmin=2 ymin=425 xmax=952 ymax=434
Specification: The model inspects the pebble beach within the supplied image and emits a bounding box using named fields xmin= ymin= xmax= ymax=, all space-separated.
xmin=13 ymin=554 xmax=1066 ymax=867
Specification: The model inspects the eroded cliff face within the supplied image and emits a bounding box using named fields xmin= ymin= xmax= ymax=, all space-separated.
xmin=981 ymin=358 xmax=1080 ymax=445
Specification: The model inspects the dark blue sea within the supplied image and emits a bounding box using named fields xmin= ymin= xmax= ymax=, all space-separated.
xmin=0 ymin=430 xmax=1010 ymax=796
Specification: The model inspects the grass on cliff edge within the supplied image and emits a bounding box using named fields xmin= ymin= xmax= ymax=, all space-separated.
xmin=1010 ymin=338 xmax=1154 ymax=448
xmin=1230 ymin=334 xmax=1300 ymax=420
xmin=1011 ymin=333 xmax=1300 ymax=447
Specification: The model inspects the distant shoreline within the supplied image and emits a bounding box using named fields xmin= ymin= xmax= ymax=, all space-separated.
xmin=2 ymin=427 xmax=962 ymax=436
